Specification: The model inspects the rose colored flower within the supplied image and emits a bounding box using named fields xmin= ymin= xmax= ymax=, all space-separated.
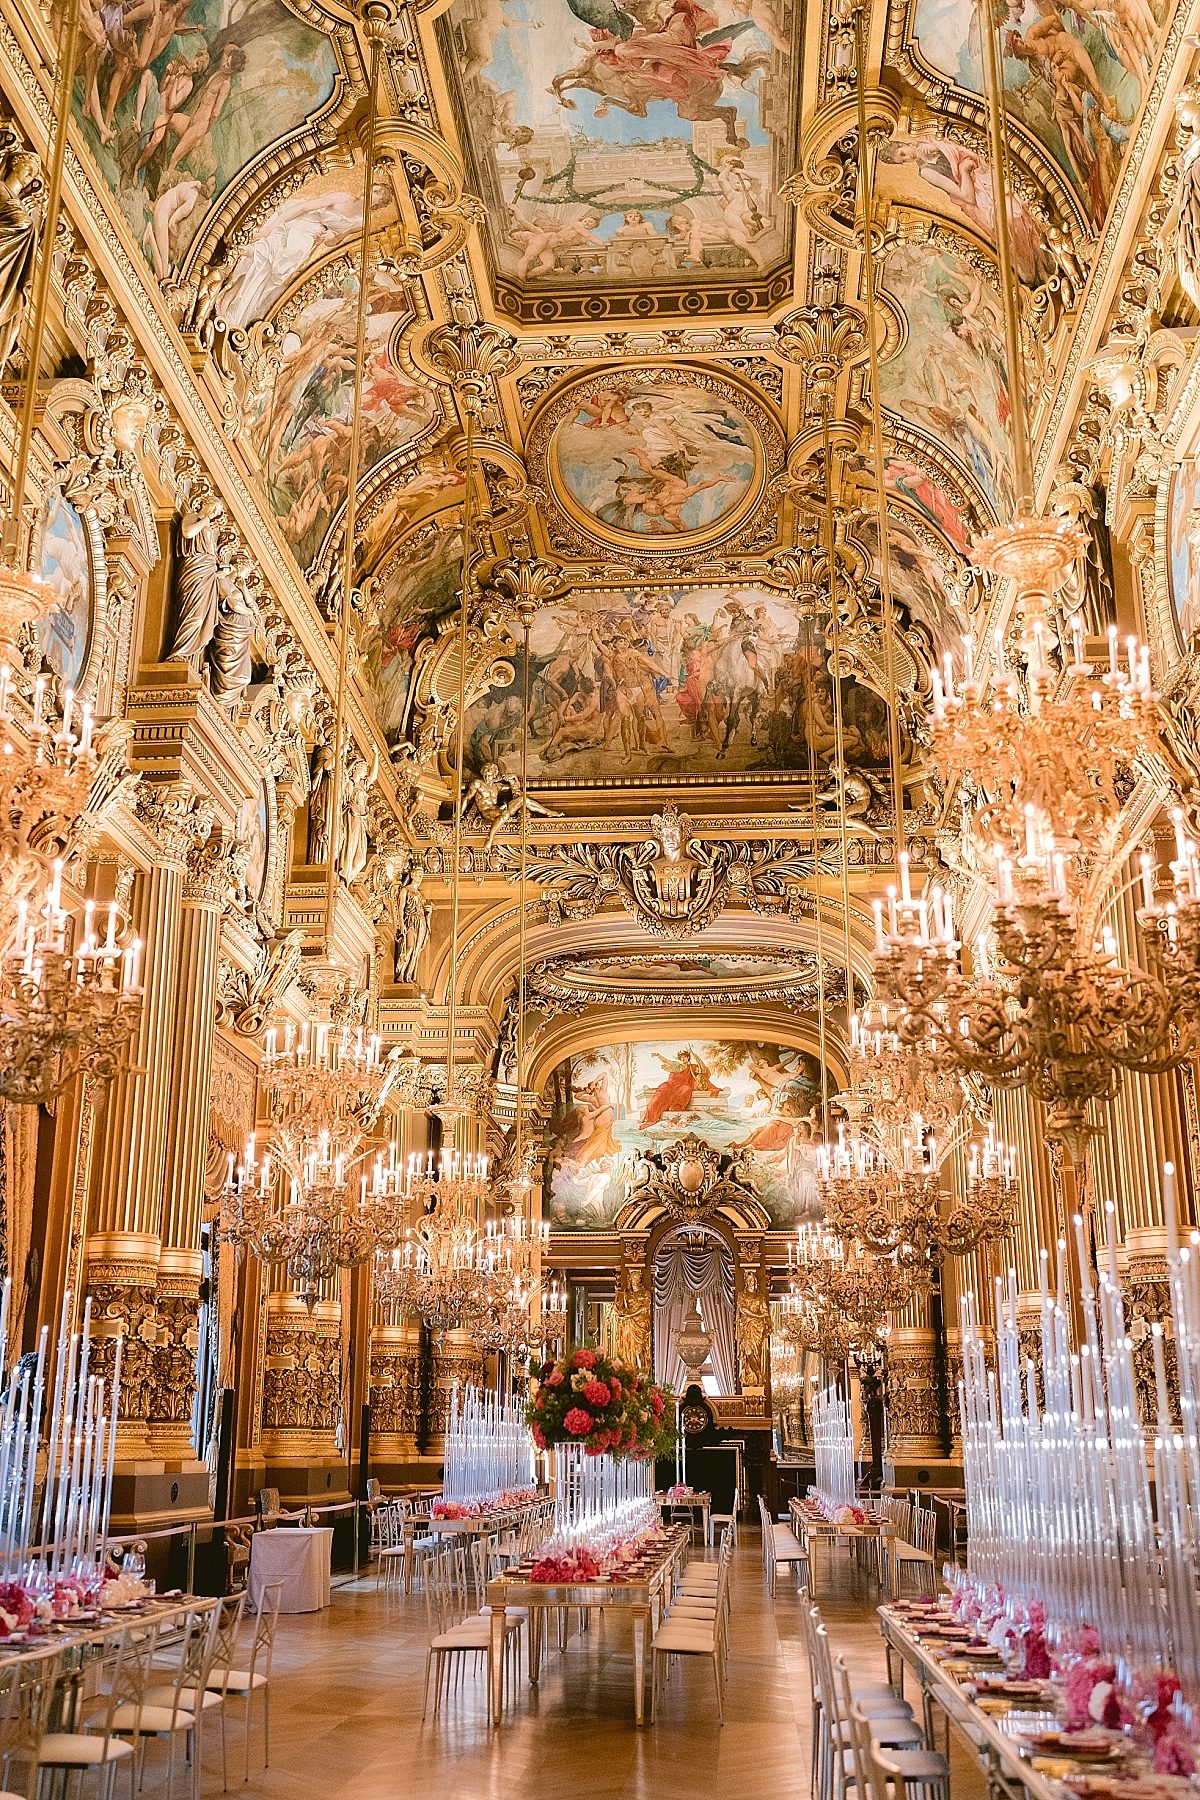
xmin=1088 ymin=1681 xmax=1119 ymax=1729
xmin=1154 ymin=1733 xmax=1197 ymax=1776
xmin=609 ymin=1378 xmax=622 ymax=1398
xmin=531 ymin=1424 xmax=545 ymax=1449
xmin=571 ymin=1349 xmax=597 ymax=1370
xmin=650 ymin=1391 xmax=664 ymax=1416
xmin=1022 ymin=1630 xmax=1052 ymax=1680
xmin=563 ymin=1407 xmax=593 ymax=1437
xmin=582 ymin=1379 xmax=611 ymax=1407
xmin=544 ymin=1370 xmax=564 ymax=1388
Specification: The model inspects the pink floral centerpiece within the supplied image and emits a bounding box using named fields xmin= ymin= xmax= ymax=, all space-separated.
xmin=526 ymin=1348 xmax=672 ymax=1461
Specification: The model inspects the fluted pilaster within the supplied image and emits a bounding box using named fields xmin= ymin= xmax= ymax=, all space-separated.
xmin=148 ymin=833 xmax=233 ymax=1461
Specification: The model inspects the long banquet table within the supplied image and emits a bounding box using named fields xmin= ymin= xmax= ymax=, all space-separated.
xmin=485 ymin=1525 xmax=691 ymax=1727
xmin=877 ymin=1602 xmax=1197 ymax=1800
xmin=790 ymin=1497 xmax=896 ymax=1596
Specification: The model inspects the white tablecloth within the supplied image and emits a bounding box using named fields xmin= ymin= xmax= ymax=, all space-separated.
xmin=248 ymin=1526 xmax=333 ymax=1613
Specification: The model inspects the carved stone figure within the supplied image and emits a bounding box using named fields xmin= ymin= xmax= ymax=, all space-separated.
xmin=736 ymin=1267 xmax=771 ymax=1390
xmin=305 ymin=740 xmax=334 ymax=865
xmin=463 ymin=760 xmax=561 ymax=852
xmin=612 ymin=1266 xmax=652 ymax=1372
xmin=393 ymin=864 xmax=430 ymax=985
xmin=627 ymin=805 xmax=724 ymax=930
xmin=185 ymin=245 xmax=232 ymax=349
xmin=0 ymin=129 xmax=42 ymax=378
xmin=208 ymin=543 xmax=256 ymax=708
xmin=167 ymin=488 xmax=225 ymax=669
xmin=337 ymin=748 xmax=377 ymax=887
xmin=494 ymin=986 xmax=519 ymax=1079
xmin=1162 ymin=84 xmax=1200 ymax=314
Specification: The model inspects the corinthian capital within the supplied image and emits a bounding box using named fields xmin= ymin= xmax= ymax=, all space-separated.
xmin=134 ymin=782 xmax=215 ymax=868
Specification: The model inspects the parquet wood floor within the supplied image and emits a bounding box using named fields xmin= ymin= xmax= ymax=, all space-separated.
xmin=215 ymin=1533 xmax=988 ymax=1800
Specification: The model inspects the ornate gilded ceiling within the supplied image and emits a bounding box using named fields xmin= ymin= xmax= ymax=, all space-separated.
xmin=13 ymin=0 xmax=1193 ymax=1097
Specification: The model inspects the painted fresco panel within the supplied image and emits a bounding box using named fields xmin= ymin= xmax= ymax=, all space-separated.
xmin=545 ymin=1038 xmax=826 ymax=1230
xmin=442 ymin=0 xmax=797 ymax=292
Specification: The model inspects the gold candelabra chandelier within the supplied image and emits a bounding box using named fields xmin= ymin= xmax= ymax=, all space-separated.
xmin=781 ymin=1220 xmax=916 ymax=1362
xmin=220 ymin=1002 xmax=419 ymax=1303
xmin=374 ymin=1150 xmax=494 ymax=1333
xmin=223 ymin=1133 xmax=408 ymax=1311
xmin=817 ymin=1116 xmax=1019 ymax=1269
xmin=0 ymin=678 xmax=142 ymax=1103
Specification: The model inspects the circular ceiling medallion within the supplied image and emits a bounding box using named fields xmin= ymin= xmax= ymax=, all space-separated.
xmin=527 ymin=364 xmax=782 ymax=558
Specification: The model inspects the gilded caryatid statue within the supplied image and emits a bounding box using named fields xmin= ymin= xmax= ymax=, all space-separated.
xmin=167 ymin=486 xmax=225 ymax=670
xmin=736 ymin=1267 xmax=771 ymax=1392
xmin=0 ymin=128 xmax=42 ymax=379
xmin=612 ymin=1266 xmax=652 ymax=1372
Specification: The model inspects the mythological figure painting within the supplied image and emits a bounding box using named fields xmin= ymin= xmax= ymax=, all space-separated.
xmin=361 ymin=525 xmax=465 ymax=740
xmin=73 ymin=0 xmax=338 ymax=277
xmin=1169 ymin=461 xmax=1200 ymax=647
xmin=879 ymin=242 xmax=1014 ymax=522
xmin=440 ymin=0 xmax=797 ymax=293
xmin=545 ymin=1039 xmax=826 ymax=1230
xmin=217 ymin=171 xmax=395 ymax=330
xmin=876 ymin=134 xmax=1051 ymax=284
xmin=464 ymin=583 xmax=894 ymax=782
xmin=551 ymin=379 xmax=757 ymax=539
xmin=909 ymin=0 xmax=1163 ymax=224
xmin=35 ymin=494 xmax=93 ymax=687
xmin=244 ymin=268 xmax=439 ymax=572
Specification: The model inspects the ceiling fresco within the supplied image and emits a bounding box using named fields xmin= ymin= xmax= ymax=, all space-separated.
xmin=244 ymin=265 xmax=441 ymax=572
xmin=877 ymin=237 xmax=1014 ymax=522
xmin=438 ymin=0 xmax=799 ymax=320
xmin=544 ymin=1038 xmax=827 ymax=1230
xmin=903 ymin=0 xmax=1165 ymax=224
xmin=74 ymin=0 xmax=342 ymax=275
xmin=462 ymin=583 xmax=896 ymax=784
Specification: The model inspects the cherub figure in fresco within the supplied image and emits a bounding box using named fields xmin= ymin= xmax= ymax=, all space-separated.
xmin=508 ymin=207 xmax=603 ymax=280
xmin=461 ymin=0 xmax=543 ymax=85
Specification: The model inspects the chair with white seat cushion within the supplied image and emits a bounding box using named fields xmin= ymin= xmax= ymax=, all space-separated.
xmin=38 ymin=1624 xmax=149 ymax=1800
xmin=204 ymin=1577 xmax=283 ymax=1784
xmin=0 ymin=1647 xmax=62 ymax=1799
xmin=844 ymin=1685 xmax=950 ymax=1800
xmin=650 ymin=1554 xmax=730 ymax=1725
xmin=145 ymin=1591 xmax=244 ymax=1793
xmin=421 ymin=1546 xmax=520 ymax=1721
xmin=112 ymin=1600 xmax=221 ymax=1800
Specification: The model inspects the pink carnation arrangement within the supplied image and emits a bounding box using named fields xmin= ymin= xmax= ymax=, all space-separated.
xmin=1063 ymin=1659 xmax=1119 ymax=1731
xmin=0 ymin=1582 xmax=34 ymax=1638
xmin=667 ymin=1483 xmax=693 ymax=1499
xmin=530 ymin=1548 xmax=602 ymax=1584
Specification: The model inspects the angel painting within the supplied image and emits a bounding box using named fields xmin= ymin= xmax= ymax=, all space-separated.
xmin=74 ymin=0 xmax=339 ymax=281
xmin=556 ymin=380 xmax=757 ymax=538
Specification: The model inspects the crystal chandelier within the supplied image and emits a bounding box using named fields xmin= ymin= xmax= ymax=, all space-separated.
xmin=220 ymin=1006 xmax=413 ymax=1298
xmin=1137 ymin=811 xmax=1200 ymax=1024
xmin=223 ymin=1133 xmax=408 ymax=1310
xmin=784 ymin=1219 xmax=918 ymax=1355
xmin=818 ymin=1117 xmax=1019 ymax=1269
xmin=540 ymin=1271 xmax=568 ymax=1348
xmin=846 ymin=1003 xmax=967 ymax=1144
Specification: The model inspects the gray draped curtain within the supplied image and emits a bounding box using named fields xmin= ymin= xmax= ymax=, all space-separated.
xmin=652 ymin=1232 xmax=736 ymax=1395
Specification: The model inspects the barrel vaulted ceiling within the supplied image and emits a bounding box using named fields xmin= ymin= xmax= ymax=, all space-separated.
xmin=44 ymin=0 xmax=1190 ymax=1044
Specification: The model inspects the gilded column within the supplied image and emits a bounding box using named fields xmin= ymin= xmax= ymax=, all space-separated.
xmin=86 ymin=785 xmax=213 ymax=1458
xmin=149 ymin=829 xmax=235 ymax=1466
xmin=259 ymin=1269 xmax=346 ymax=1504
